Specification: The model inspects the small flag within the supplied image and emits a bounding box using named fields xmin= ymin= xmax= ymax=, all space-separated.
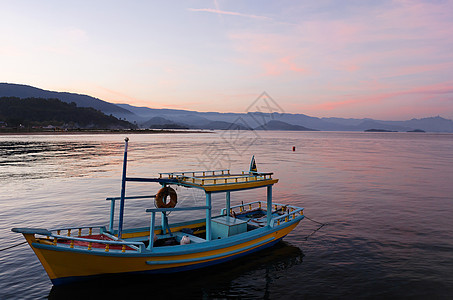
xmin=249 ymin=155 xmax=257 ymax=173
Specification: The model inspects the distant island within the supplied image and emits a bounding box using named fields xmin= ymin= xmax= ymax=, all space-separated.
xmin=364 ymin=128 xmax=426 ymax=133
xmin=364 ymin=129 xmax=398 ymax=132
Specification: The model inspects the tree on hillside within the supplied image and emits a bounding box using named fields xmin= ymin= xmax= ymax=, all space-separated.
xmin=0 ymin=97 xmax=136 ymax=129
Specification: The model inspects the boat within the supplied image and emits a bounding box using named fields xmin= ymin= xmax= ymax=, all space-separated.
xmin=12 ymin=138 xmax=305 ymax=285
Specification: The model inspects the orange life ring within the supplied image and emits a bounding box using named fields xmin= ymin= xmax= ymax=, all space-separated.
xmin=155 ymin=186 xmax=178 ymax=208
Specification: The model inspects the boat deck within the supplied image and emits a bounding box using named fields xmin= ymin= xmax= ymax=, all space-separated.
xmin=20 ymin=202 xmax=303 ymax=254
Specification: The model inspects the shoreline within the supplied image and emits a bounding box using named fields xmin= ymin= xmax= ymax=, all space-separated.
xmin=0 ymin=129 xmax=214 ymax=136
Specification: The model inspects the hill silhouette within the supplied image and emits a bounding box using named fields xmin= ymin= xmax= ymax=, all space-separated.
xmin=142 ymin=117 xmax=189 ymax=129
xmin=0 ymin=97 xmax=135 ymax=129
xmin=0 ymin=83 xmax=133 ymax=117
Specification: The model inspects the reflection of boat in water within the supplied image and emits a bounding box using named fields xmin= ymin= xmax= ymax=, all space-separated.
xmin=48 ymin=241 xmax=304 ymax=299
xmin=13 ymin=138 xmax=305 ymax=285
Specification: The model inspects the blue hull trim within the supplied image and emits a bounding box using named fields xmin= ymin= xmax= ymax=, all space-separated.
xmin=51 ymin=236 xmax=284 ymax=286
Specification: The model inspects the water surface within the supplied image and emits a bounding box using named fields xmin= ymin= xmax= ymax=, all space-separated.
xmin=1 ymin=132 xmax=453 ymax=299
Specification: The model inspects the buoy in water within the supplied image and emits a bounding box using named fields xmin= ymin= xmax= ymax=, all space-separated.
xmin=292 ymin=146 xmax=296 ymax=151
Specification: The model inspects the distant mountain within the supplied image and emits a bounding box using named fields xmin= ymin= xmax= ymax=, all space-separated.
xmin=116 ymin=103 xmax=192 ymax=116
xmin=255 ymin=120 xmax=317 ymax=131
xmin=202 ymin=121 xmax=251 ymax=130
xmin=142 ymin=116 xmax=189 ymax=129
xmin=143 ymin=116 xmax=179 ymax=126
xmin=268 ymin=112 xmax=343 ymax=130
xmin=161 ymin=114 xmax=213 ymax=128
xmin=321 ymin=117 xmax=366 ymax=126
xmin=0 ymin=97 xmax=135 ymax=129
xmin=320 ymin=116 xmax=453 ymax=132
xmin=3 ymin=83 xmax=453 ymax=132
xmin=385 ymin=116 xmax=453 ymax=132
xmin=0 ymin=83 xmax=134 ymax=118
xmin=116 ymin=103 xmax=226 ymax=127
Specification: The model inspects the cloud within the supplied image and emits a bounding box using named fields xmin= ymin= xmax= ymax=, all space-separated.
xmin=385 ymin=62 xmax=453 ymax=80
xmin=260 ymin=56 xmax=310 ymax=77
xmin=187 ymin=8 xmax=271 ymax=21
xmin=309 ymin=82 xmax=453 ymax=112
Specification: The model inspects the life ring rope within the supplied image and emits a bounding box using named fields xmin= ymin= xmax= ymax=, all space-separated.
xmin=155 ymin=186 xmax=178 ymax=208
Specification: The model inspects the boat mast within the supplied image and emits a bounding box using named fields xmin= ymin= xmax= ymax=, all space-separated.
xmin=266 ymin=185 xmax=273 ymax=226
xmin=118 ymin=137 xmax=129 ymax=238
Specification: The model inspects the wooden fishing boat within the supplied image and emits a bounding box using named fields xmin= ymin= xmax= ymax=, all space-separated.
xmin=12 ymin=138 xmax=304 ymax=285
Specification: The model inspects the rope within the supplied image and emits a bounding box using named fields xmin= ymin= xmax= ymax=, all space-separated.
xmin=304 ymin=216 xmax=325 ymax=225
xmin=303 ymin=216 xmax=328 ymax=241
xmin=0 ymin=241 xmax=27 ymax=251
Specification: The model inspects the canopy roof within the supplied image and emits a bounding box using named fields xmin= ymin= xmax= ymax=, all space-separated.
xmin=158 ymin=169 xmax=278 ymax=192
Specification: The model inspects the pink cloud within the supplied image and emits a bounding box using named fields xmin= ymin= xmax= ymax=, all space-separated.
xmin=307 ymin=82 xmax=453 ymax=112
xmin=227 ymin=32 xmax=313 ymax=77
xmin=228 ymin=32 xmax=285 ymax=55
xmin=280 ymin=56 xmax=306 ymax=73
xmin=386 ymin=62 xmax=453 ymax=79
xmin=261 ymin=56 xmax=309 ymax=77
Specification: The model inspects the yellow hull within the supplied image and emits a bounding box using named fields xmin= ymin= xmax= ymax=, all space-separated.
xmin=23 ymin=222 xmax=299 ymax=284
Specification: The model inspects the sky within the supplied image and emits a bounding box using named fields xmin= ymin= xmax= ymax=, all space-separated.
xmin=1 ymin=0 xmax=453 ymax=120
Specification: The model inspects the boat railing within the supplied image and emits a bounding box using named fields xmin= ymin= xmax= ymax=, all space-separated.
xmin=269 ymin=207 xmax=304 ymax=227
xmin=220 ymin=200 xmax=263 ymax=215
xmin=29 ymin=226 xmax=146 ymax=252
xmin=159 ymin=169 xmax=273 ymax=185
xmin=49 ymin=225 xmax=105 ymax=237
xmin=221 ymin=201 xmax=297 ymax=214
xmin=221 ymin=201 xmax=304 ymax=227
xmin=175 ymin=173 xmax=273 ymax=186
xmin=159 ymin=169 xmax=230 ymax=179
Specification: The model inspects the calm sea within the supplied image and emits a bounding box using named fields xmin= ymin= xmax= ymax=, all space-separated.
xmin=1 ymin=131 xmax=453 ymax=299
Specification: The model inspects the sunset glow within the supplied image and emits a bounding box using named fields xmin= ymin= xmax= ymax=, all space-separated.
xmin=1 ymin=1 xmax=452 ymax=120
